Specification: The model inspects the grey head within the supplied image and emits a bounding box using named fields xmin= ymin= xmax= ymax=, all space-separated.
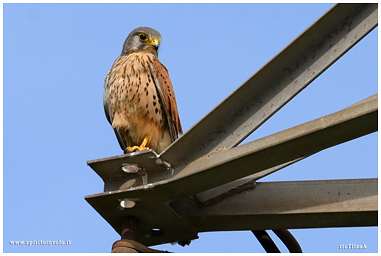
xmin=121 ymin=27 xmax=162 ymax=57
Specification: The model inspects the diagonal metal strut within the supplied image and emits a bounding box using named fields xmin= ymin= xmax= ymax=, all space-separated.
xmin=154 ymin=94 xmax=377 ymax=200
xmin=161 ymin=3 xmax=378 ymax=170
xmin=85 ymin=94 xmax=377 ymax=246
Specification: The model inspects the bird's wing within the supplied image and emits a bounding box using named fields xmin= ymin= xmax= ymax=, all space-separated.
xmin=103 ymin=70 xmax=113 ymax=124
xmin=149 ymin=58 xmax=183 ymax=141
xmin=103 ymin=69 xmax=129 ymax=152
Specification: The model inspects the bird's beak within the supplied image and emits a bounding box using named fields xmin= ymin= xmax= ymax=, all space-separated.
xmin=150 ymin=38 xmax=159 ymax=51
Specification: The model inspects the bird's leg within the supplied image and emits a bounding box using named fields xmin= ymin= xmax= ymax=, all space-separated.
xmin=138 ymin=137 xmax=149 ymax=150
xmin=126 ymin=137 xmax=150 ymax=152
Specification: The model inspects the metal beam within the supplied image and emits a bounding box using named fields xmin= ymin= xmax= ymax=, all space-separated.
xmin=161 ymin=3 xmax=378 ymax=170
xmin=171 ymin=178 xmax=378 ymax=232
xmin=162 ymin=93 xmax=377 ymax=200
xmin=85 ymin=95 xmax=377 ymax=246
xmin=85 ymin=4 xmax=378 ymax=248
xmin=195 ymin=157 xmax=305 ymax=205
xmin=85 ymin=178 xmax=377 ymax=246
xmin=87 ymin=93 xmax=377 ymax=196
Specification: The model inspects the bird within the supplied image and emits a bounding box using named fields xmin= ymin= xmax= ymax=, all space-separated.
xmin=103 ymin=27 xmax=182 ymax=154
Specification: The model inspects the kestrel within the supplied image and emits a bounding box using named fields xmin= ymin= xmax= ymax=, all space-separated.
xmin=103 ymin=27 xmax=183 ymax=154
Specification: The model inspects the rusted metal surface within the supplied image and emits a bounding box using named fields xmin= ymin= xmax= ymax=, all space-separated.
xmin=111 ymin=239 xmax=171 ymax=253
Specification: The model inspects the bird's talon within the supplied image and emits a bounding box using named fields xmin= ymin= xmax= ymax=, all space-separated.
xmin=126 ymin=146 xmax=150 ymax=152
xmin=126 ymin=146 xmax=138 ymax=152
xmin=126 ymin=138 xmax=150 ymax=152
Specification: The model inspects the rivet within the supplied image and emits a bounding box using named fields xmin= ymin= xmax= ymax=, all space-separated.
xmin=120 ymin=199 xmax=136 ymax=209
xmin=122 ymin=163 xmax=139 ymax=173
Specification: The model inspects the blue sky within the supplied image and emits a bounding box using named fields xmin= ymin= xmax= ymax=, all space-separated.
xmin=3 ymin=3 xmax=378 ymax=253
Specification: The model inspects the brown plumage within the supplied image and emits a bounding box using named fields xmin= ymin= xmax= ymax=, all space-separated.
xmin=103 ymin=27 xmax=182 ymax=154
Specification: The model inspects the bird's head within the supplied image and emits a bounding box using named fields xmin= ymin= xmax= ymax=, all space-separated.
xmin=121 ymin=27 xmax=162 ymax=58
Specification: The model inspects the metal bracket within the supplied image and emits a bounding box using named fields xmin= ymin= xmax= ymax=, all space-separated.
xmin=87 ymin=150 xmax=172 ymax=191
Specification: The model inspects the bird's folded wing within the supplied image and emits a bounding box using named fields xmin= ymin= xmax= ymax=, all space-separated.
xmin=149 ymin=59 xmax=183 ymax=141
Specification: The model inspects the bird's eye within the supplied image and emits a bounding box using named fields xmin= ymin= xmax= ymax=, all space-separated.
xmin=138 ymin=33 xmax=148 ymax=41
